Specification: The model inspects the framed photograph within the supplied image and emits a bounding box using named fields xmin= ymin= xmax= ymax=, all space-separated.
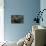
xmin=11 ymin=15 xmax=24 ymax=24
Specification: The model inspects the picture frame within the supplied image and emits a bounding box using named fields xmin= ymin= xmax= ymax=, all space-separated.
xmin=11 ymin=15 xmax=24 ymax=24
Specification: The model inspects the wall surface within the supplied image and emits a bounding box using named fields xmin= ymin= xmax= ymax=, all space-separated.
xmin=40 ymin=0 xmax=46 ymax=27
xmin=40 ymin=0 xmax=46 ymax=45
xmin=0 ymin=0 xmax=4 ymax=42
xmin=4 ymin=0 xmax=40 ymax=42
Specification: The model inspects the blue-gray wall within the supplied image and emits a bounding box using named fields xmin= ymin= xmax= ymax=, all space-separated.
xmin=40 ymin=0 xmax=46 ymax=27
xmin=4 ymin=0 xmax=40 ymax=42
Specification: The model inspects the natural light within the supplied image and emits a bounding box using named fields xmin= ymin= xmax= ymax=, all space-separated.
xmin=0 ymin=9 xmax=4 ymax=42
xmin=0 ymin=0 xmax=4 ymax=44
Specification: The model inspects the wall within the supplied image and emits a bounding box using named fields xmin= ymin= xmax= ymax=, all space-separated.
xmin=0 ymin=0 xmax=4 ymax=42
xmin=40 ymin=0 xmax=46 ymax=27
xmin=4 ymin=0 xmax=40 ymax=42
xmin=40 ymin=0 xmax=46 ymax=45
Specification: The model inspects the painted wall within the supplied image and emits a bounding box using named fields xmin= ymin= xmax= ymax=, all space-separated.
xmin=0 ymin=0 xmax=4 ymax=42
xmin=40 ymin=0 xmax=46 ymax=45
xmin=4 ymin=0 xmax=40 ymax=42
xmin=40 ymin=0 xmax=46 ymax=27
